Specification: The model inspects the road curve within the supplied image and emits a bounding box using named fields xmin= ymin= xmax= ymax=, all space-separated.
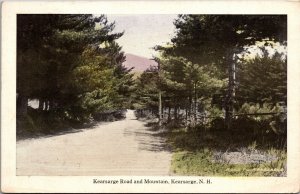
xmin=17 ymin=110 xmax=172 ymax=175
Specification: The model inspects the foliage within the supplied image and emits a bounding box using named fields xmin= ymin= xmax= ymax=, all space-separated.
xmin=155 ymin=15 xmax=287 ymax=127
xmin=167 ymin=127 xmax=286 ymax=176
xmin=159 ymin=56 xmax=225 ymax=97
xmin=17 ymin=14 xmax=133 ymax=129
xmin=132 ymin=66 xmax=160 ymax=111
xmin=165 ymin=15 xmax=287 ymax=65
xmin=134 ymin=54 xmax=226 ymax=124
xmin=237 ymin=102 xmax=285 ymax=120
xmin=171 ymin=149 xmax=286 ymax=176
xmin=236 ymin=49 xmax=287 ymax=105
xmin=17 ymin=14 xmax=288 ymax=176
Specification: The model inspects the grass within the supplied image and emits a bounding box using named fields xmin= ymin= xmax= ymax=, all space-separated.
xmin=171 ymin=149 xmax=286 ymax=176
xmin=167 ymin=127 xmax=286 ymax=176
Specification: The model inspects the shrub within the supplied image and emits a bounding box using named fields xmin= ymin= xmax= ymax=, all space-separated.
xmin=231 ymin=116 xmax=259 ymax=132
xmin=210 ymin=117 xmax=225 ymax=131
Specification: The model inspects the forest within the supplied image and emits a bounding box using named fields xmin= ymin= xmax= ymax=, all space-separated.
xmin=17 ymin=14 xmax=134 ymax=132
xmin=17 ymin=14 xmax=287 ymax=176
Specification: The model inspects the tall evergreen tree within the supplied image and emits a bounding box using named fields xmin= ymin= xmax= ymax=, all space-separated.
xmin=17 ymin=14 xmax=132 ymax=121
xmin=157 ymin=55 xmax=224 ymax=125
xmin=236 ymin=49 xmax=287 ymax=106
xmin=157 ymin=15 xmax=287 ymax=128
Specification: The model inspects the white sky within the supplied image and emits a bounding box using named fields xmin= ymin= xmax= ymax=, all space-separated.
xmin=106 ymin=14 xmax=177 ymax=59
xmin=105 ymin=15 xmax=286 ymax=59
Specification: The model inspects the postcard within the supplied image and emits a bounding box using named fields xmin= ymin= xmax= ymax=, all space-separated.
xmin=1 ymin=0 xmax=300 ymax=193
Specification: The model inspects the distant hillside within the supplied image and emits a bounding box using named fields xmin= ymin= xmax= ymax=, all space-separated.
xmin=123 ymin=53 xmax=158 ymax=73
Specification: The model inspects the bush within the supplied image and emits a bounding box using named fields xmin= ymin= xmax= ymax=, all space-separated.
xmin=210 ymin=117 xmax=225 ymax=131
xmin=17 ymin=107 xmax=74 ymax=138
xmin=269 ymin=113 xmax=287 ymax=135
xmin=207 ymin=106 xmax=223 ymax=118
xmin=166 ymin=119 xmax=184 ymax=129
xmin=93 ymin=109 xmax=126 ymax=121
xmin=231 ymin=116 xmax=259 ymax=132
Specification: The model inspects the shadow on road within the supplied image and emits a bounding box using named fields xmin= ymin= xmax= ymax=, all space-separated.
xmin=124 ymin=121 xmax=172 ymax=153
xmin=17 ymin=122 xmax=99 ymax=141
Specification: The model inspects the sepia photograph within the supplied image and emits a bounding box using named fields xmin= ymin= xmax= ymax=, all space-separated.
xmin=1 ymin=1 xmax=300 ymax=193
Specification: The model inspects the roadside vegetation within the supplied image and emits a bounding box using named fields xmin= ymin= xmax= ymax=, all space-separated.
xmin=134 ymin=15 xmax=287 ymax=176
xmin=17 ymin=14 xmax=287 ymax=176
xmin=17 ymin=15 xmax=133 ymax=138
xmin=168 ymin=123 xmax=286 ymax=176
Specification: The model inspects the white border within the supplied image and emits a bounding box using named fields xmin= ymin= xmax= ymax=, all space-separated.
xmin=1 ymin=1 xmax=300 ymax=193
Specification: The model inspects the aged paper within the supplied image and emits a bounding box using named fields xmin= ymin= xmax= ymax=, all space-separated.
xmin=1 ymin=0 xmax=300 ymax=193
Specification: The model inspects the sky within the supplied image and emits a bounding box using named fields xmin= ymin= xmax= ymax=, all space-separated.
xmin=105 ymin=14 xmax=286 ymax=59
xmin=106 ymin=14 xmax=177 ymax=59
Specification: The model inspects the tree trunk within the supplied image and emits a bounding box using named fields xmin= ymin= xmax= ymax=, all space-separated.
xmin=225 ymin=53 xmax=236 ymax=130
xmin=38 ymin=99 xmax=44 ymax=110
xmin=186 ymin=95 xmax=192 ymax=127
xmin=168 ymin=106 xmax=171 ymax=121
xmin=185 ymin=107 xmax=188 ymax=120
xmin=189 ymin=95 xmax=192 ymax=120
xmin=17 ymin=94 xmax=28 ymax=118
xmin=158 ymin=90 xmax=162 ymax=126
xmin=194 ymin=82 xmax=198 ymax=123
xmin=46 ymin=101 xmax=50 ymax=111
xmin=49 ymin=100 xmax=54 ymax=111
xmin=48 ymin=101 xmax=51 ymax=110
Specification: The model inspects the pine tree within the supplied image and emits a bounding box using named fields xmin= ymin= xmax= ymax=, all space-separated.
xmin=17 ymin=14 xmax=133 ymax=122
xmin=236 ymin=49 xmax=287 ymax=106
xmin=157 ymin=15 xmax=287 ymax=129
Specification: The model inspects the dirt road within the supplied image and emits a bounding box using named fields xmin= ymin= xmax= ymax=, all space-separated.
xmin=16 ymin=110 xmax=172 ymax=175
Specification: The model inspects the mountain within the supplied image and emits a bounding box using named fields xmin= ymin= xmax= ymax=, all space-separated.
xmin=123 ymin=53 xmax=158 ymax=73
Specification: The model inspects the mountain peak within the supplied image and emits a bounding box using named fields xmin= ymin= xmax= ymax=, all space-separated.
xmin=123 ymin=53 xmax=158 ymax=72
